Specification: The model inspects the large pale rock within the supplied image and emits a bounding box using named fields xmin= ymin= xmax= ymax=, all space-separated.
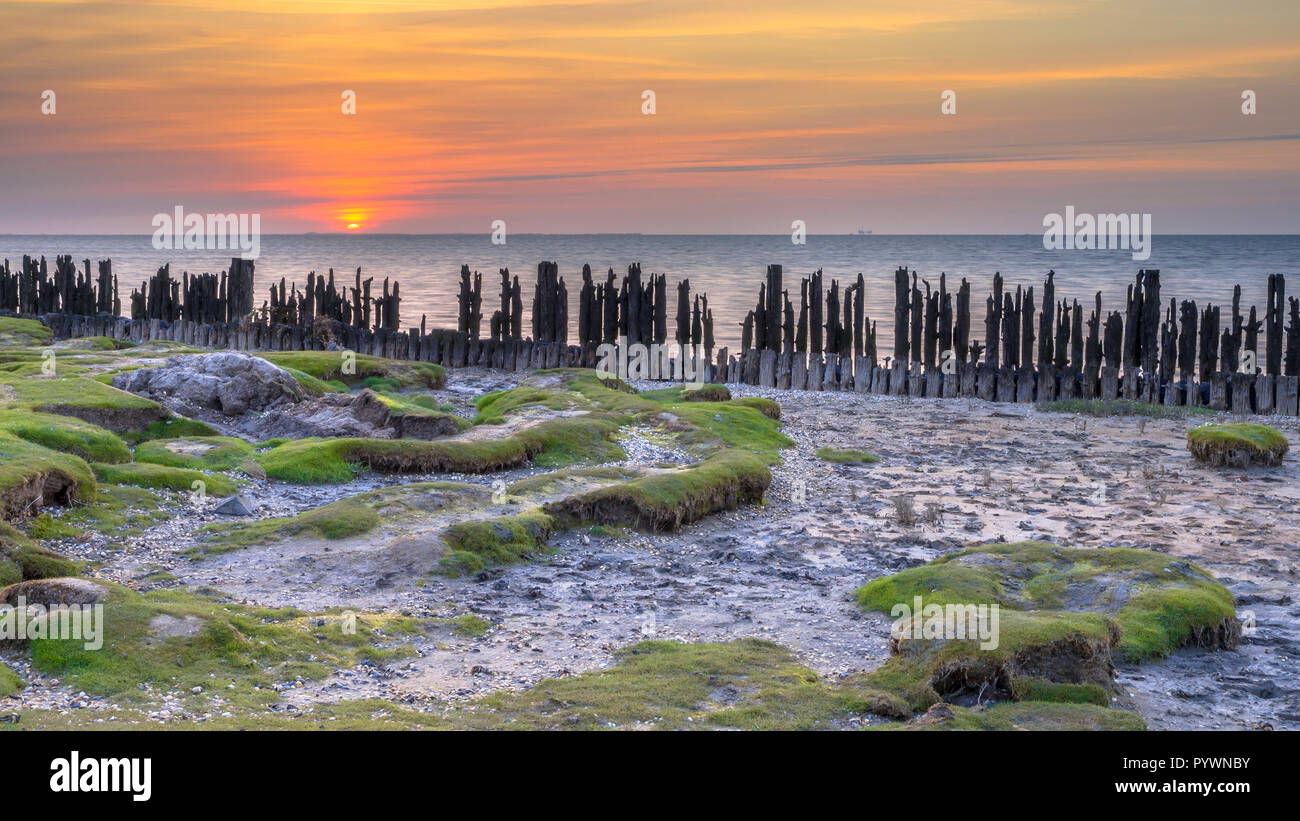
xmin=114 ymin=352 xmax=304 ymax=416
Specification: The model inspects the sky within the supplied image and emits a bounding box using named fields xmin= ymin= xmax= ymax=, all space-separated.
xmin=0 ymin=0 xmax=1297 ymax=234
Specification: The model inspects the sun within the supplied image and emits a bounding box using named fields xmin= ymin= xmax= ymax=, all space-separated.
xmin=337 ymin=208 xmax=369 ymax=231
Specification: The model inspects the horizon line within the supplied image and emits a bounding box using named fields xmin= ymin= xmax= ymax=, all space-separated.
xmin=2 ymin=232 xmax=1299 ymax=238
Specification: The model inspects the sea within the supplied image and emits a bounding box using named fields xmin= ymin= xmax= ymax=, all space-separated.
xmin=1 ymin=234 xmax=1295 ymax=356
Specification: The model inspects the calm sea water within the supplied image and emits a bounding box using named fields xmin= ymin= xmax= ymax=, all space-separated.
xmin=1 ymin=234 xmax=1295 ymax=355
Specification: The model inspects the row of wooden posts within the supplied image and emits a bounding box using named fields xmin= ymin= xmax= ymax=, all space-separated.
xmin=5 ymin=254 xmax=721 ymax=353
xmin=8 ymin=253 xmax=1300 ymax=416
xmin=740 ymin=265 xmax=1299 ymax=381
xmin=30 ymin=304 xmax=1300 ymax=416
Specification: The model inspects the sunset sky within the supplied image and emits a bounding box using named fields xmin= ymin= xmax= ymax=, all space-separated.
xmin=1 ymin=0 xmax=1297 ymax=234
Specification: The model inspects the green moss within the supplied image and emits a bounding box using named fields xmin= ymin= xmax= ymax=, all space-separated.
xmin=544 ymin=450 xmax=770 ymax=531
xmin=641 ymin=384 xmax=733 ymax=403
xmin=446 ymin=613 xmax=491 ymax=637
xmin=135 ymin=416 xmax=218 ymax=443
xmin=257 ymin=351 xmax=445 ymax=389
xmin=856 ymin=607 xmax=1118 ymax=714
xmin=1012 ymin=678 xmax=1110 ymax=706
xmin=0 ymin=410 xmax=130 ymax=463
xmin=204 ymin=496 xmax=379 ymax=552
xmin=372 ymin=390 xmax=465 ymax=431
xmin=453 ymin=639 xmax=906 ymax=730
xmin=1116 ymin=586 xmax=1240 ymax=660
xmin=659 ymin=402 xmax=793 ymax=462
xmin=256 ymin=414 xmax=625 ymax=484
xmin=196 ymin=482 xmax=486 ymax=555
xmin=134 ymin=436 xmax=256 ymax=471
xmin=473 ymin=372 xmax=790 ymax=464
xmin=1187 ymin=422 xmax=1289 ymax=467
xmin=730 ymin=396 xmax=781 ymax=420
xmin=21 ymin=485 xmax=172 ymax=542
xmin=0 ymin=433 xmax=97 ymax=516
xmin=857 ymin=561 xmax=1006 ymax=612
xmin=816 ymin=446 xmax=879 ymax=464
xmin=281 ymin=366 xmax=348 ymax=396
xmin=0 ymin=317 xmax=53 ymax=345
xmin=473 ymin=386 xmax=579 ymax=424
xmin=440 ymin=509 xmax=555 ymax=575
xmin=0 ymin=373 xmax=162 ymax=417
xmin=0 ymin=520 xmax=78 ymax=583
xmin=0 ymin=662 xmax=23 ymax=698
xmin=684 ymin=384 xmax=732 ymax=402
xmin=26 ymin=584 xmax=429 ymax=704
xmin=438 ymin=550 xmax=485 ymax=577
xmin=360 ymin=376 xmax=402 ymax=392
xmin=91 ymin=461 xmax=238 ymax=497
xmin=1037 ymin=398 xmax=1214 ymax=419
xmin=50 ymin=336 xmax=136 ymax=352
xmin=856 ymin=541 xmax=1240 ymax=666
xmin=506 ymin=466 xmax=639 ymax=497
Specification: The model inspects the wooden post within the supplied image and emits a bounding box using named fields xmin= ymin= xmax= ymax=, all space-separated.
xmin=1059 ymin=367 xmax=1077 ymax=400
xmin=1277 ymin=376 xmax=1299 ymax=416
xmin=889 ymin=360 xmax=906 ymax=396
xmin=1231 ymin=372 xmax=1253 ymax=415
xmin=1016 ymin=366 xmax=1035 ymax=403
xmin=1037 ymin=365 xmax=1056 ymax=402
xmin=977 ymin=363 xmax=995 ymax=401
xmin=941 ymin=364 xmax=957 ymax=398
xmin=925 ymin=366 xmax=941 ymax=398
xmin=872 ymin=365 xmax=887 ymax=394
xmin=759 ymin=349 xmax=777 ymax=387
xmin=1256 ymin=373 xmax=1275 ymax=414
xmin=959 ymin=361 xmax=976 ymax=397
xmin=822 ymin=353 xmax=840 ymax=391
xmin=1100 ymin=366 xmax=1119 ymax=400
xmin=791 ymin=353 xmax=807 ymax=392
xmin=856 ymin=358 xmax=872 ymax=394
xmin=1209 ymin=372 xmax=1227 ymax=410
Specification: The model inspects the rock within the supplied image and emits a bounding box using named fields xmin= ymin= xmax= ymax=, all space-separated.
xmin=907 ymin=702 xmax=955 ymax=727
xmin=0 ymin=577 xmax=109 ymax=607
xmin=280 ymin=389 xmax=392 ymax=438
xmin=242 ymin=389 xmax=459 ymax=441
xmin=213 ymin=494 xmax=256 ymax=516
xmin=114 ymin=352 xmax=304 ymax=417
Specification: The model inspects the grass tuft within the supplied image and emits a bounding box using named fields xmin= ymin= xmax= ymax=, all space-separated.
xmin=1186 ymin=422 xmax=1288 ymax=467
xmin=91 ymin=461 xmax=237 ymax=497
